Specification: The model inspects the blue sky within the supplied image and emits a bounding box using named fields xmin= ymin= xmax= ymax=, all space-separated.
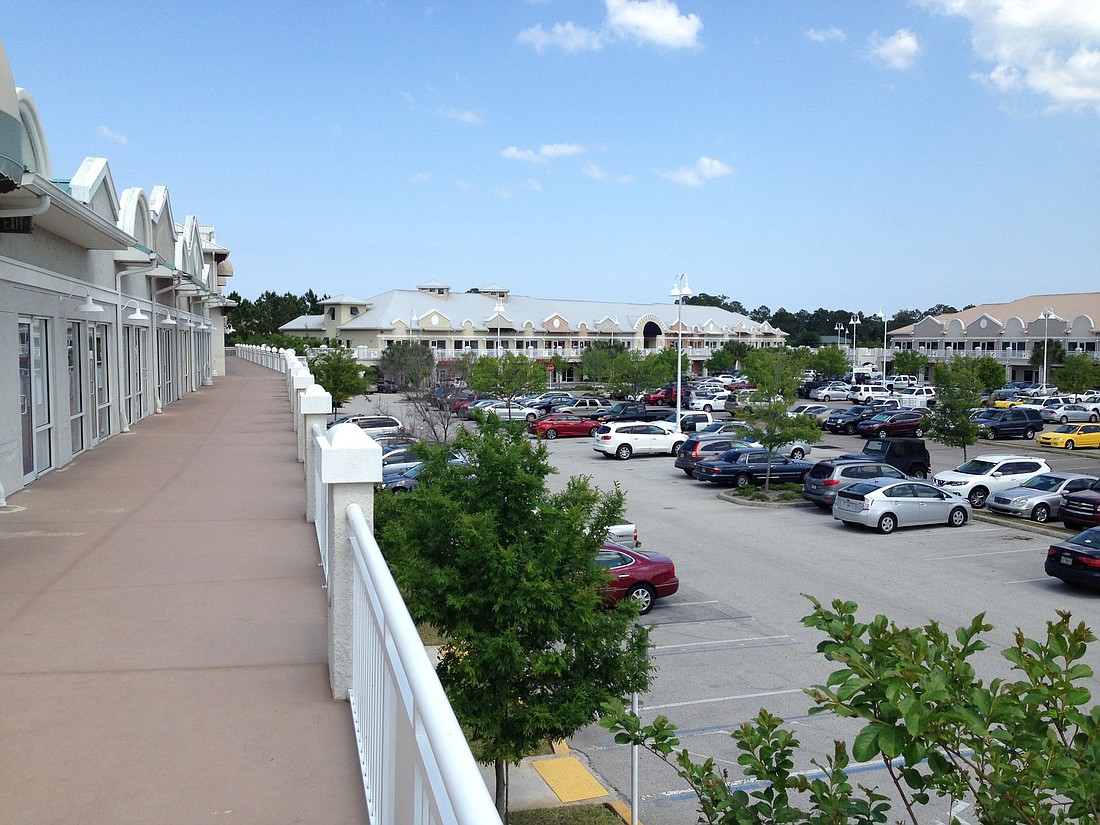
xmin=5 ymin=1 xmax=1099 ymax=317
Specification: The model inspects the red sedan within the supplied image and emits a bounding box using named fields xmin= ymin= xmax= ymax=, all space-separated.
xmin=595 ymin=544 xmax=679 ymax=615
xmin=527 ymin=413 xmax=600 ymax=439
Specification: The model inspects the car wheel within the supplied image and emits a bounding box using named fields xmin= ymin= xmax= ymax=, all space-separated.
xmin=683 ymin=468 xmax=694 ymax=476
xmin=1060 ymin=415 xmax=1069 ymax=424
xmin=790 ymin=447 xmax=805 ymax=460
xmin=543 ymin=428 xmax=558 ymax=440
xmin=733 ymin=473 xmax=751 ymax=488
xmin=984 ymin=428 xmax=996 ymax=440
xmin=626 ymin=583 xmax=656 ymax=615
xmin=877 ymin=513 xmax=897 ymax=534
xmin=703 ymin=404 xmax=713 ymax=412
xmin=589 ymin=426 xmax=599 ymax=437
xmin=910 ymin=467 xmax=927 ymax=479
xmin=948 ymin=507 xmax=967 ymax=527
xmin=968 ymin=487 xmax=989 ymax=508
xmin=671 ymin=441 xmax=685 ymax=455
xmin=844 ymin=423 xmax=856 ymax=435
xmin=914 ymin=427 xmax=924 ymax=438
xmin=1031 ymin=503 xmax=1051 ymax=523
xmin=526 ymin=413 xmax=537 ymax=422
xmin=1024 ymin=428 xmax=1036 ymax=440
xmin=615 ymin=443 xmax=633 ymax=460
xmin=1065 ymin=440 xmax=1076 ymax=450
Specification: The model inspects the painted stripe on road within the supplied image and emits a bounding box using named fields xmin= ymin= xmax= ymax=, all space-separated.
xmin=926 ymin=546 xmax=1039 ymax=560
xmin=643 ymin=687 xmax=804 ymax=712
xmin=653 ymin=634 xmax=791 ymax=651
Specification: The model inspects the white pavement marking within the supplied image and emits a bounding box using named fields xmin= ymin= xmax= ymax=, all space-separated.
xmin=644 ymin=687 xmax=804 ymax=711
xmin=652 ymin=634 xmax=793 ymax=651
xmin=926 ymin=547 xmax=1039 ymax=560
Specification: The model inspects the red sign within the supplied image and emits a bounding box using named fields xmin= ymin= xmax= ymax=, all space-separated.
xmin=547 ymin=363 xmax=554 ymax=373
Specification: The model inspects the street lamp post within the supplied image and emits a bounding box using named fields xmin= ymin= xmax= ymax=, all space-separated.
xmin=1041 ymin=307 xmax=1054 ymax=386
xmin=670 ymin=274 xmax=692 ymax=432
xmin=834 ymin=322 xmax=846 ymax=372
xmin=493 ymin=301 xmax=505 ymax=356
xmin=875 ymin=305 xmax=887 ymax=377
xmin=849 ymin=315 xmax=862 ymax=377
xmin=410 ymin=312 xmax=418 ymax=341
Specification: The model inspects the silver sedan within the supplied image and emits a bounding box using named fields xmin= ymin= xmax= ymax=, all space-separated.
xmin=986 ymin=471 xmax=1098 ymax=523
xmin=833 ymin=478 xmax=972 ymax=534
xmin=1040 ymin=404 xmax=1099 ymax=424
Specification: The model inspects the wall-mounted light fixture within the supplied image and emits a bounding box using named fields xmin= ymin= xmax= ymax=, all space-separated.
xmin=225 ymin=323 xmax=235 ymax=334
xmin=121 ymin=299 xmax=149 ymax=321
xmin=62 ymin=286 xmax=105 ymax=314
xmin=159 ymin=311 xmax=177 ymax=326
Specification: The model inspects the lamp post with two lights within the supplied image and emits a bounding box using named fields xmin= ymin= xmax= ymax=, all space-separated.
xmin=670 ymin=274 xmax=692 ymax=431
xmin=849 ymin=315 xmax=862 ymax=376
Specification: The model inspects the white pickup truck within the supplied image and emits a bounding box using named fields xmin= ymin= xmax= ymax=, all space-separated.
xmin=897 ymin=386 xmax=938 ymax=408
xmin=606 ymin=524 xmax=640 ymax=547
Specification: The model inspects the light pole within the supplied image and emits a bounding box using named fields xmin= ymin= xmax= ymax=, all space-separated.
xmin=409 ymin=312 xmax=418 ymax=342
xmin=834 ymin=322 xmax=846 ymax=373
xmin=875 ymin=305 xmax=887 ymax=377
xmin=670 ymin=274 xmax=692 ymax=431
xmin=493 ymin=301 xmax=504 ymax=356
xmin=849 ymin=315 xmax=862 ymax=377
xmin=1040 ymin=307 xmax=1053 ymax=386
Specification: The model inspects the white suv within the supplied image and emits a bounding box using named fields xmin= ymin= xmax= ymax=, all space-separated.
xmin=932 ymin=454 xmax=1051 ymax=509
xmin=847 ymin=384 xmax=894 ymax=404
xmin=592 ymin=422 xmax=686 ymax=460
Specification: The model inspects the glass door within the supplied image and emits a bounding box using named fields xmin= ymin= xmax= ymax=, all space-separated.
xmin=67 ymin=321 xmax=84 ymax=454
xmin=90 ymin=323 xmax=111 ymax=442
xmin=19 ymin=318 xmax=53 ymax=483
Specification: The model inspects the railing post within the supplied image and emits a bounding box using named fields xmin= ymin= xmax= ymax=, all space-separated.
xmin=319 ymin=423 xmax=382 ymax=700
xmin=290 ymin=366 xmax=313 ymax=432
xmin=301 ymin=382 xmax=332 ymax=470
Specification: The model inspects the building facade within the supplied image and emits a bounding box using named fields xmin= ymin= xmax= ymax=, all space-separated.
xmin=279 ymin=280 xmax=789 ymax=381
xmin=0 ymin=42 xmax=234 ymax=500
xmin=887 ymin=293 xmax=1100 ymax=383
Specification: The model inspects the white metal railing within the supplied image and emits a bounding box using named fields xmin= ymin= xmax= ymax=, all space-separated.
xmin=346 ymin=504 xmax=501 ymax=825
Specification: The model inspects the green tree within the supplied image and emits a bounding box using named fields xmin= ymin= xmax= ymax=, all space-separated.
xmin=809 ymin=344 xmax=848 ymax=379
xmin=1030 ymin=339 xmax=1066 ymax=381
xmin=1055 ymin=353 xmax=1099 ymax=395
xmin=891 ymin=349 xmax=929 ymax=381
xmin=603 ymin=599 xmax=1099 ymax=825
xmin=740 ymin=349 xmax=820 ymax=489
xmin=971 ymin=354 xmax=1008 ymax=393
xmin=707 ymin=340 xmax=750 ymax=374
xmin=379 ymin=340 xmax=435 ymax=391
xmin=467 ymin=352 xmax=548 ymax=404
xmin=580 ymin=341 xmax=626 ymax=384
xmin=611 ymin=350 xmax=668 ymax=399
xmin=927 ymin=357 xmax=981 ymax=458
xmin=375 ymin=417 xmax=655 ymax=815
xmin=307 ymin=347 xmax=371 ymax=414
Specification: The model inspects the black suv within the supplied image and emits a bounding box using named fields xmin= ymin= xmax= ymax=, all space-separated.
xmin=973 ymin=407 xmax=1043 ymax=440
xmin=840 ymin=437 xmax=931 ymax=478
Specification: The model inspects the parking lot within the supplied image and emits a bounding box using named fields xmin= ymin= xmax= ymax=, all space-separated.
xmin=366 ymin=393 xmax=1100 ymax=824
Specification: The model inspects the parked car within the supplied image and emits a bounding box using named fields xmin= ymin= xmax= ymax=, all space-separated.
xmin=551 ymin=397 xmax=613 ymax=416
xmin=592 ymin=422 xmax=686 ymax=460
xmin=380 ymin=463 xmax=427 ymax=493
xmin=527 ymin=391 xmax=576 ymax=413
xmin=896 ymin=386 xmax=938 ymax=408
xmin=328 ymin=414 xmax=405 ymax=438
xmin=883 ymin=374 xmax=916 ymax=391
xmin=1040 ymin=403 xmax=1099 ymax=424
xmin=932 ymin=454 xmax=1051 ymax=508
xmin=801 ymin=404 xmax=832 ymax=424
xmin=1044 ymin=527 xmax=1100 ymax=589
xmin=477 ymin=401 xmax=542 ymax=422
xmin=802 ymin=458 xmax=908 ymax=509
xmin=833 ymin=478 xmax=972 ymax=534
xmin=972 ymin=407 xmax=1044 ymax=440
xmin=689 ymin=390 xmax=731 ymax=412
xmin=691 ymin=448 xmax=814 ymax=487
xmin=823 ymin=404 xmax=897 ymax=435
xmin=1018 ymin=383 xmax=1059 ymax=397
xmin=987 ymin=472 xmax=1098 ymax=523
xmin=992 ymin=396 xmax=1033 ymax=409
xmin=855 ymin=410 xmax=928 ymax=438
xmin=661 ymin=411 xmax=715 ymax=433
xmin=1059 ymin=478 xmax=1100 ymax=530
xmin=847 ymin=384 xmax=894 ymax=404
xmin=595 ymin=544 xmax=679 ymax=614
xmin=840 ymin=436 xmax=931 ymax=478
xmin=811 ymin=381 xmax=851 ymax=402
xmin=527 ymin=412 xmax=600 ymax=439
xmin=1036 ymin=423 xmax=1100 ymax=450
xmin=674 ymin=434 xmax=756 ymax=476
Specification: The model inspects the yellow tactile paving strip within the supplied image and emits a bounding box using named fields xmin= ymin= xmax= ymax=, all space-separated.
xmin=532 ymin=756 xmax=609 ymax=803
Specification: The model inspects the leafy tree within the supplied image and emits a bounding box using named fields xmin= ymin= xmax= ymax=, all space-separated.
xmin=603 ymin=598 xmax=1099 ymax=825
xmin=809 ymin=344 xmax=848 ymax=379
xmin=925 ymin=303 xmax=959 ymax=317
xmin=927 ymin=358 xmax=981 ymax=458
xmin=1031 ymin=340 xmax=1067 ymax=382
xmin=611 ymin=350 xmax=668 ymax=399
xmin=749 ymin=305 xmax=772 ymax=323
xmin=971 ymin=355 xmax=1008 ymax=393
xmin=307 ymin=347 xmax=371 ymax=414
xmin=739 ymin=349 xmax=819 ymax=489
xmin=1056 ymin=353 xmax=1100 ymax=395
xmin=684 ymin=293 xmax=748 ymax=315
xmin=374 ymin=416 xmax=655 ymax=816
xmin=891 ymin=349 xmax=929 ymax=381
xmin=467 ymin=352 xmax=548 ymax=403
xmin=580 ymin=341 xmax=626 ymax=384
xmin=379 ymin=340 xmax=435 ymax=390
xmin=707 ymin=340 xmax=750 ymax=374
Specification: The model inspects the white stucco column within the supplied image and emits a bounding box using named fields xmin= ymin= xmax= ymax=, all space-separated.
xmin=319 ymin=422 xmax=383 ymax=700
xmin=290 ymin=367 xmax=313 ymax=433
xmin=301 ymin=383 xmax=331 ymax=471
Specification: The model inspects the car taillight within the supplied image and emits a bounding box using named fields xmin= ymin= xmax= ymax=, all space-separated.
xmin=692 ymin=443 xmax=702 ymax=458
xmin=1047 ymin=547 xmax=1058 ymax=557
xmin=600 ymin=435 xmax=612 ymax=440
xmin=1081 ymin=555 xmax=1100 ymax=568
xmin=822 ymin=479 xmax=839 ymax=487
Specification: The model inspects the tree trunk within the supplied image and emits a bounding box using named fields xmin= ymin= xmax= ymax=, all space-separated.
xmin=494 ymin=758 xmax=507 ymax=817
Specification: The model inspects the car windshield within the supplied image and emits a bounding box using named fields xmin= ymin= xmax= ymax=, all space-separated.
xmin=1067 ymin=528 xmax=1100 ymax=549
xmin=870 ymin=413 xmax=891 ymax=422
xmin=1053 ymin=425 xmax=1077 ymax=433
xmin=1021 ymin=474 xmax=1064 ymax=492
xmin=955 ymin=459 xmax=996 ymax=475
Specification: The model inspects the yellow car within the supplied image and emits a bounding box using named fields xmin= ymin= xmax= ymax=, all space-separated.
xmin=993 ymin=396 xmax=1031 ymax=409
xmin=1037 ymin=423 xmax=1100 ymax=450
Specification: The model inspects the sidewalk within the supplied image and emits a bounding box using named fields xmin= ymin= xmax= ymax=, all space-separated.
xmin=0 ymin=358 xmax=367 ymax=824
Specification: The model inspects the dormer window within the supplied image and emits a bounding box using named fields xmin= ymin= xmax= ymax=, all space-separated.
xmin=350 ymin=307 xmax=359 ymax=315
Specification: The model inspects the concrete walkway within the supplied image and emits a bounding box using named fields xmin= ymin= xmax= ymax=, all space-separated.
xmin=0 ymin=358 xmax=367 ymax=825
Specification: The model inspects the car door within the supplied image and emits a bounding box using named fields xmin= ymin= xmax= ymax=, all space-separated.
xmin=999 ymin=461 xmax=1044 ymax=488
xmin=911 ymin=482 xmax=951 ymax=524
xmin=594 ymin=548 xmax=634 ymax=602
xmin=882 ymin=483 xmax=922 ymax=525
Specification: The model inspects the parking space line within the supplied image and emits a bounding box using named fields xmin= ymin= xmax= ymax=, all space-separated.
xmin=926 ymin=547 xmax=1039 ymax=560
xmin=644 ymin=687 xmax=804 ymax=712
xmin=653 ymin=634 xmax=793 ymax=651
xmin=649 ymin=615 xmax=753 ymax=627
xmin=1006 ymin=576 xmax=1050 ymax=584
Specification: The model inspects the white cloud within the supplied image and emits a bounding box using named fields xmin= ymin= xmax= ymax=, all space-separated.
xmin=526 ymin=179 xmax=544 ymax=192
xmin=605 ymin=0 xmax=702 ymax=49
xmin=97 ymin=125 xmax=129 ymax=145
xmin=583 ymin=162 xmax=609 ymax=180
xmin=502 ymin=144 xmax=586 ymax=163
xmin=919 ymin=0 xmax=1100 ymax=110
xmin=409 ymin=171 xmax=432 ymax=183
xmin=805 ymin=26 xmax=847 ymax=44
xmin=439 ymin=107 xmax=483 ymax=124
xmin=658 ymin=155 xmax=732 ymax=187
xmin=868 ymin=28 xmax=922 ymax=70
xmin=517 ymin=0 xmax=701 ymax=53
